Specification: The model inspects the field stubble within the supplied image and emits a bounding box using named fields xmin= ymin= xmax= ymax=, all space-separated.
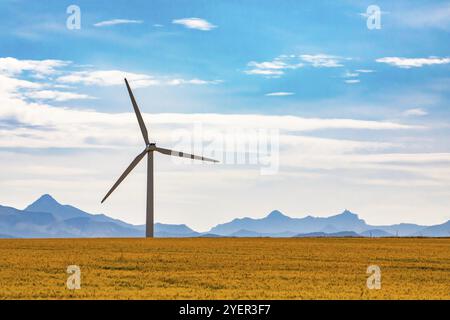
xmin=0 ymin=238 xmax=449 ymax=299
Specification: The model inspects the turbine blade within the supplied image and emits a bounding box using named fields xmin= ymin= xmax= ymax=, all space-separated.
xmin=125 ymin=78 xmax=150 ymax=145
xmin=156 ymin=147 xmax=219 ymax=163
xmin=101 ymin=149 xmax=148 ymax=203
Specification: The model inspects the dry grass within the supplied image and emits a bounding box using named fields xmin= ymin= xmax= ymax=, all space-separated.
xmin=0 ymin=238 xmax=449 ymax=299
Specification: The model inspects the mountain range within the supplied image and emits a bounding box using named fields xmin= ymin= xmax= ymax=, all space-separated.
xmin=0 ymin=195 xmax=449 ymax=238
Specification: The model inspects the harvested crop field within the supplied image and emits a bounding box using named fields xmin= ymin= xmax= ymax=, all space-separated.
xmin=0 ymin=238 xmax=449 ymax=299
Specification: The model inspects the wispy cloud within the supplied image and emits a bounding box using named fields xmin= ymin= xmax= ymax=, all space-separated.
xmin=57 ymin=70 xmax=158 ymax=87
xmin=0 ymin=78 xmax=437 ymax=197
xmin=0 ymin=58 xmax=93 ymax=102
xmin=93 ymin=19 xmax=143 ymax=27
xmin=0 ymin=104 xmax=419 ymax=149
xmin=0 ymin=57 xmax=221 ymax=107
xmin=355 ymin=69 xmax=374 ymax=73
xmin=342 ymin=69 xmax=375 ymax=83
xmin=376 ymin=57 xmax=450 ymax=68
xmin=0 ymin=57 xmax=70 ymax=77
xmin=0 ymin=74 xmax=42 ymax=92
xmin=57 ymin=70 xmax=221 ymax=88
xmin=1 ymin=57 xmax=444 ymax=228
xmin=343 ymin=71 xmax=359 ymax=78
xmin=244 ymin=68 xmax=284 ymax=77
xmin=245 ymin=56 xmax=303 ymax=77
xmin=172 ymin=18 xmax=216 ymax=31
xmin=166 ymin=78 xmax=223 ymax=86
xmin=23 ymin=90 xmax=94 ymax=102
xmin=403 ymin=108 xmax=428 ymax=117
xmin=245 ymin=54 xmax=345 ymax=77
xmin=265 ymin=92 xmax=295 ymax=96
xmin=0 ymin=64 xmax=420 ymax=150
xmin=0 ymin=71 xmax=421 ymax=144
xmin=300 ymin=54 xmax=345 ymax=68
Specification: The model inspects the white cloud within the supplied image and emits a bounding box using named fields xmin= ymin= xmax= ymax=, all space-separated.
xmin=57 ymin=70 xmax=220 ymax=88
xmin=0 ymin=95 xmax=421 ymax=149
xmin=245 ymin=56 xmax=303 ymax=77
xmin=356 ymin=69 xmax=374 ymax=73
xmin=342 ymin=70 xmax=372 ymax=84
xmin=0 ymin=57 xmax=219 ymax=91
xmin=0 ymin=59 xmax=92 ymax=103
xmin=2 ymin=63 xmax=448 ymax=229
xmin=172 ymin=18 xmax=216 ymax=31
xmin=0 ymin=57 xmax=70 ymax=77
xmin=343 ymin=71 xmax=359 ymax=78
xmin=300 ymin=54 xmax=344 ymax=68
xmin=93 ymin=19 xmax=143 ymax=27
xmin=244 ymin=69 xmax=284 ymax=76
xmin=249 ymin=61 xmax=290 ymax=70
xmin=0 ymin=62 xmax=420 ymax=150
xmin=3 ymin=89 xmax=433 ymax=222
xmin=0 ymin=56 xmax=221 ymax=111
xmin=0 ymin=74 xmax=42 ymax=92
xmin=265 ymin=92 xmax=295 ymax=96
xmin=52 ymin=84 xmax=75 ymax=89
xmin=57 ymin=70 xmax=158 ymax=88
xmin=403 ymin=108 xmax=428 ymax=117
xmin=376 ymin=57 xmax=450 ymax=68
xmin=166 ymin=78 xmax=222 ymax=86
xmin=24 ymin=90 xmax=94 ymax=102
xmin=245 ymin=54 xmax=345 ymax=77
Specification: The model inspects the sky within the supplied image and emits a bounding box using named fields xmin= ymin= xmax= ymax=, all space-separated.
xmin=1 ymin=0 xmax=450 ymax=231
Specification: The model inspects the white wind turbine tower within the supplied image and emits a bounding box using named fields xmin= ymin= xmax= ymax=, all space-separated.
xmin=101 ymin=79 xmax=219 ymax=238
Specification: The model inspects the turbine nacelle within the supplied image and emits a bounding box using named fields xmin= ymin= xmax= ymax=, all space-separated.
xmin=145 ymin=143 xmax=157 ymax=152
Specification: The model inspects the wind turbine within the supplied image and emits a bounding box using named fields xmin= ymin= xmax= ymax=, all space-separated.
xmin=101 ymin=78 xmax=218 ymax=238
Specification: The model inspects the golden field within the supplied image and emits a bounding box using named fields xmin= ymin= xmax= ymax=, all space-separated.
xmin=0 ymin=237 xmax=449 ymax=299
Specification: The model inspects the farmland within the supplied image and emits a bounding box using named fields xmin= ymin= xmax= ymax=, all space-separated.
xmin=0 ymin=238 xmax=449 ymax=299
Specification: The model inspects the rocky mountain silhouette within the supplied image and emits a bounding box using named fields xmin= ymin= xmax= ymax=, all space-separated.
xmin=0 ymin=195 xmax=449 ymax=238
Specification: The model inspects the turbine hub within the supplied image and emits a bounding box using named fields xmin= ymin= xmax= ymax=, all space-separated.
xmin=146 ymin=143 xmax=156 ymax=151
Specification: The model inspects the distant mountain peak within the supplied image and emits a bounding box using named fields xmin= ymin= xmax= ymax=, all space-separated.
xmin=328 ymin=210 xmax=366 ymax=227
xmin=1 ymin=194 xmax=447 ymax=238
xmin=33 ymin=194 xmax=59 ymax=205
xmin=332 ymin=209 xmax=359 ymax=219
xmin=266 ymin=210 xmax=288 ymax=219
xmin=25 ymin=194 xmax=86 ymax=220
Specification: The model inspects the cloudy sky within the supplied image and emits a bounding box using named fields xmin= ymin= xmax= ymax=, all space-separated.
xmin=1 ymin=0 xmax=450 ymax=231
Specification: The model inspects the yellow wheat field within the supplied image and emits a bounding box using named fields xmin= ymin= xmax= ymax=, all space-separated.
xmin=0 ymin=238 xmax=449 ymax=299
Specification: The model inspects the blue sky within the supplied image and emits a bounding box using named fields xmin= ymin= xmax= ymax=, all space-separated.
xmin=1 ymin=0 xmax=450 ymax=230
